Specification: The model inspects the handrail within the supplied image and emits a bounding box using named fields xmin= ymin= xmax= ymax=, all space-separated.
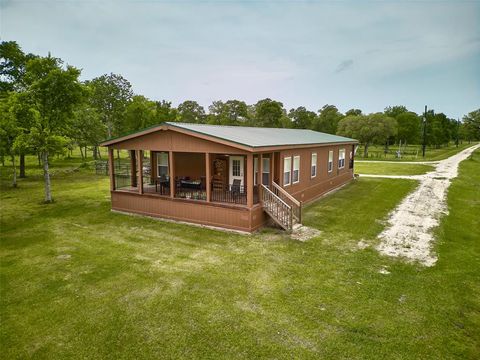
xmin=260 ymin=184 xmax=292 ymax=231
xmin=261 ymin=184 xmax=291 ymax=210
xmin=271 ymin=182 xmax=301 ymax=207
xmin=271 ymin=181 xmax=302 ymax=224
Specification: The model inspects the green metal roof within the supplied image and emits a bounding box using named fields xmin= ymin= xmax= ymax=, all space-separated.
xmin=167 ymin=122 xmax=357 ymax=148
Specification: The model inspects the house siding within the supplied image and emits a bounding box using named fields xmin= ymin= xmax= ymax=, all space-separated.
xmin=279 ymin=143 xmax=355 ymax=203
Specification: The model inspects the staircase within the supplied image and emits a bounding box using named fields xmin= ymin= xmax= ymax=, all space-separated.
xmin=260 ymin=183 xmax=302 ymax=231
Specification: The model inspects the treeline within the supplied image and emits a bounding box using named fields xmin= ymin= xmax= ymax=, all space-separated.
xmin=1 ymin=41 xmax=479 ymax=201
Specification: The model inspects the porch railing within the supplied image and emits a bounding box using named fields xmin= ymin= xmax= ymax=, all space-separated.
xmin=211 ymin=183 xmax=247 ymax=205
xmin=114 ymin=174 xmax=133 ymax=189
xmin=260 ymin=184 xmax=292 ymax=231
xmin=270 ymin=182 xmax=302 ymax=224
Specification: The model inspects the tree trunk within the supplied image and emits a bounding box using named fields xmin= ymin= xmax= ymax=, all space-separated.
xmin=12 ymin=154 xmax=17 ymax=188
xmin=19 ymin=154 xmax=26 ymax=178
xmin=97 ymin=147 xmax=102 ymax=159
xmin=43 ymin=151 xmax=52 ymax=203
xmin=93 ymin=145 xmax=98 ymax=160
xmin=79 ymin=146 xmax=84 ymax=160
xmin=363 ymin=143 xmax=369 ymax=158
xmin=37 ymin=153 xmax=42 ymax=166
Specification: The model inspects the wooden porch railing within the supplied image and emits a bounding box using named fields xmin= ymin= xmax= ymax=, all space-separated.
xmin=270 ymin=181 xmax=302 ymax=224
xmin=260 ymin=184 xmax=293 ymax=231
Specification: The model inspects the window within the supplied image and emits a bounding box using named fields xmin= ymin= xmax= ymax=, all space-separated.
xmin=283 ymin=157 xmax=291 ymax=186
xmin=262 ymin=157 xmax=270 ymax=185
xmin=293 ymin=156 xmax=300 ymax=183
xmin=232 ymin=159 xmax=241 ymax=176
xmin=157 ymin=152 xmax=169 ymax=177
xmin=339 ymin=148 xmax=345 ymax=169
xmin=328 ymin=150 xmax=333 ymax=172
xmin=254 ymin=157 xmax=258 ymax=185
xmin=311 ymin=153 xmax=317 ymax=178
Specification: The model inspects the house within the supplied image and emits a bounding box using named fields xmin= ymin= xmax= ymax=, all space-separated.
xmin=100 ymin=122 xmax=358 ymax=232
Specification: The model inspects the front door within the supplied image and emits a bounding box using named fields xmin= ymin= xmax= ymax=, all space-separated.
xmin=229 ymin=156 xmax=244 ymax=187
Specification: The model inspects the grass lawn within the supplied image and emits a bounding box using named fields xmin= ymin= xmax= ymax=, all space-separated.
xmin=354 ymin=162 xmax=435 ymax=176
xmin=357 ymin=142 xmax=477 ymax=161
xmin=1 ymin=151 xmax=479 ymax=359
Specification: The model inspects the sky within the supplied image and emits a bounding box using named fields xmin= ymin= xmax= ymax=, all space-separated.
xmin=1 ymin=0 xmax=479 ymax=119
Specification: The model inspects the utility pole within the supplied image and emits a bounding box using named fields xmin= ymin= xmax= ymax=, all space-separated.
xmin=422 ymin=105 xmax=427 ymax=158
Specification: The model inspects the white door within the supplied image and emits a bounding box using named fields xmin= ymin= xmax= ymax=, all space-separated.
xmin=229 ymin=156 xmax=244 ymax=187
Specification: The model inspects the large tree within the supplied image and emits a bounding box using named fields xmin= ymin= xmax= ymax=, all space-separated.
xmin=155 ymin=100 xmax=177 ymax=123
xmin=208 ymin=100 xmax=249 ymax=125
xmin=252 ymin=98 xmax=285 ymax=127
xmin=87 ymin=73 xmax=133 ymax=138
xmin=124 ymin=95 xmax=157 ymax=132
xmin=21 ymin=55 xmax=84 ymax=202
xmin=177 ymin=100 xmax=206 ymax=123
xmin=461 ymin=109 xmax=480 ymax=141
xmin=288 ymin=106 xmax=317 ymax=129
xmin=313 ymin=104 xmax=344 ymax=134
xmin=0 ymin=94 xmax=21 ymax=187
xmin=396 ymin=111 xmax=421 ymax=144
xmin=0 ymin=41 xmax=37 ymax=177
xmin=337 ymin=113 xmax=397 ymax=157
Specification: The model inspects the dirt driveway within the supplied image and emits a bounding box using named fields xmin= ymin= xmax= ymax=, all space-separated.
xmin=364 ymin=144 xmax=480 ymax=266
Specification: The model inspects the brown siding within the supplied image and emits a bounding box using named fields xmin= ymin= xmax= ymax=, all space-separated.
xmin=279 ymin=143 xmax=354 ymax=203
xmin=174 ymin=153 xmax=205 ymax=179
xmin=112 ymin=129 xmax=247 ymax=154
xmin=112 ymin=191 xmax=253 ymax=232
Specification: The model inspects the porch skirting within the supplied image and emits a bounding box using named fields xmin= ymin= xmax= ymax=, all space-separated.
xmin=111 ymin=191 xmax=268 ymax=232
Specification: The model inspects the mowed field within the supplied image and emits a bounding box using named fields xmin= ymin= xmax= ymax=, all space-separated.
xmin=1 ymin=149 xmax=479 ymax=359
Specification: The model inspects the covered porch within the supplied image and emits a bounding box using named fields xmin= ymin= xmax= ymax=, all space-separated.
xmin=108 ymin=149 xmax=278 ymax=207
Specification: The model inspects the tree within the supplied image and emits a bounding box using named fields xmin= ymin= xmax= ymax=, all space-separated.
xmin=0 ymin=94 xmax=21 ymax=187
xmin=22 ymin=55 xmax=84 ymax=202
xmin=69 ymin=104 xmax=106 ymax=160
xmin=177 ymin=100 xmax=206 ymax=123
xmin=396 ymin=111 xmax=421 ymax=144
xmin=288 ymin=106 xmax=317 ymax=129
xmin=155 ymin=100 xmax=177 ymax=123
xmin=208 ymin=100 xmax=249 ymax=125
xmin=252 ymin=98 xmax=284 ymax=127
xmin=0 ymin=41 xmax=36 ymax=94
xmin=124 ymin=95 xmax=157 ymax=132
xmin=313 ymin=104 xmax=344 ymax=134
xmin=87 ymin=73 xmax=133 ymax=138
xmin=337 ymin=113 xmax=397 ymax=157
xmin=461 ymin=109 xmax=480 ymax=141
xmin=1 ymin=41 xmax=37 ymax=177
xmin=384 ymin=105 xmax=408 ymax=119
xmin=345 ymin=108 xmax=362 ymax=117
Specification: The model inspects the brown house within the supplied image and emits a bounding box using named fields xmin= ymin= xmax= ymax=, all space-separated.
xmin=100 ymin=122 xmax=358 ymax=232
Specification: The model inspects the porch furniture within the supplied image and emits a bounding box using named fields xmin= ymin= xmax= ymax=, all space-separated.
xmin=155 ymin=176 xmax=170 ymax=194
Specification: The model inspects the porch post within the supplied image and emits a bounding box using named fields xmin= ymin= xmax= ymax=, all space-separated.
xmin=205 ymin=152 xmax=211 ymax=202
xmin=130 ymin=150 xmax=137 ymax=187
xmin=270 ymin=152 xmax=275 ymax=185
xmin=137 ymin=150 xmax=143 ymax=194
xmin=108 ymin=148 xmax=115 ymax=191
xmin=259 ymin=153 xmax=263 ymax=186
xmin=169 ymin=151 xmax=175 ymax=198
xmin=246 ymin=153 xmax=253 ymax=207
xmin=150 ymin=150 xmax=155 ymax=184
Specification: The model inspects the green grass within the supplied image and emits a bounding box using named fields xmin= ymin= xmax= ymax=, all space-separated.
xmin=357 ymin=142 xmax=477 ymax=161
xmin=1 ymin=151 xmax=479 ymax=359
xmin=354 ymin=162 xmax=434 ymax=175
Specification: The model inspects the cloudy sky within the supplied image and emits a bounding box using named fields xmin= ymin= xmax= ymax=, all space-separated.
xmin=1 ymin=0 xmax=479 ymax=118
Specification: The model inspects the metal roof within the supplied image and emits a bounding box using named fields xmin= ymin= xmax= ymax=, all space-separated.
xmin=166 ymin=122 xmax=357 ymax=148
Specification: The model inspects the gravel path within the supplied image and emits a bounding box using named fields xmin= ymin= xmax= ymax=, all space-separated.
xmin=373 ymin=144 xmax=480 ymax=266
